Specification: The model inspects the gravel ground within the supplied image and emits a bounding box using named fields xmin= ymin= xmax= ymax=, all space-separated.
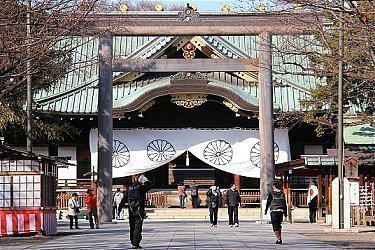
xmin=297 ymin=231 xmax=375 ymax=249
xmin=285 ymin=223 xmax=375 ymax=249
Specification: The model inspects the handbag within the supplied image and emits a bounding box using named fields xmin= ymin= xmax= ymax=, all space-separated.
xmin=75 ymin=207 xmax=80 ymax=213
xmin=211 ymin=201 xmax=217 ymax=209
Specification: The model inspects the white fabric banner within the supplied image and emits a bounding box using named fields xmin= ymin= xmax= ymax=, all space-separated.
xmin=89 ymin=128 xmax=290 ymax=178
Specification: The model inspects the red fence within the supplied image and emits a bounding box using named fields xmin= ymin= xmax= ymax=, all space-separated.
xmin=57 ymin=193 xmax=87 ymax=209
xmin=239 ymin=189 xmax=308 ymax=207
xmin=57 ymin=189 xmax=309 ymax=209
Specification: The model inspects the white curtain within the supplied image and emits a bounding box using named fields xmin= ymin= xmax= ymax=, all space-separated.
xmin=90 ymin=128 xmax=290 ymax=178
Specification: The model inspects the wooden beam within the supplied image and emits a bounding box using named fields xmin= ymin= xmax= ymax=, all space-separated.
xmin=83 ymin=12 xmax=321 ymax=36
xmin=112 ymin=58 xmax=258 ymax=72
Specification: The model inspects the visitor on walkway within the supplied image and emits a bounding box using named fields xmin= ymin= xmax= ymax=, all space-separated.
xmin=68 ymin=193 xmax=80 ymax=229
xmin=206 ymin=186 xmax=221 ymax=227
xmin=265 ymin=180 xmax=287 ymax=244
xmin=190 ymin=180 xmax=199 ymax=208
xmin=225 ymin=183 xmax=241 ymax=227
xmin=119 ymin=174 xmax=153 ymax=249
xmin=177 ymin=181 xmax=187 ymax=208
xmin=85 ymin=188 xmax=99 ymax=229
xmin=308 ymin=196 xmax=317 ymax=223
xmin=113 ymin=187 xmax=124 ymax=219
xmin=307 ymin=181 xmax=318 ymax=223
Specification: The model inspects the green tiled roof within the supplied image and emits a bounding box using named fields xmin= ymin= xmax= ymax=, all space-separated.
xmin=344 ymin=124 xmax=375 ymax=145
xmin=35 ymin=34 xmax=319 ymax=114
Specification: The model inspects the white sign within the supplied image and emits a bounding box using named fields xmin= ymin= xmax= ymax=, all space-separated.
xmin=350 ymin=181 xmax=359 ymax=206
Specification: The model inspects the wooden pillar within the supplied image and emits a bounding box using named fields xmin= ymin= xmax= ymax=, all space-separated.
xmin=234 ymin=174 xmax=241 ymax=191
xmin=317 ymin=174 xmax=323 ymax=219
xmin=327 ymin=174 xmax=333 ymax=215
xmin=287 ymin=176 xmax=292 ymax=223
xmin=258 ymin=32 xmax=275 ymax=206
xmin=283 ymin=174 xmax=292 ymax=223
xmin=97 ymin=33 xmax=113 ymax=223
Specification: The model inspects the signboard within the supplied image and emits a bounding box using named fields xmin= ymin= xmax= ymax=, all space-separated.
xmin=344 ymin=158 xmax=359 ymax=178
xmin=349 ymin=181 xmax=359 ymax=206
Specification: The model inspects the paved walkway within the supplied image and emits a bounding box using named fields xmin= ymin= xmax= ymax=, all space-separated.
xmin=2 ymin=220 xmax=340 ymax=249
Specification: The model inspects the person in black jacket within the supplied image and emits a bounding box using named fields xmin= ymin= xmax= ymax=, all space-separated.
xmin=308 ymin=196 xmax=317 ymax=223
xmin=118 ymin=174 xmax=153 ymax=249
xmin=206 ymin=186 xmax=221 ymax=227
xmin=225 ymin=183 xmax=241 ymax=227
xmin=264 ymin=180 xmax=287 ymax=244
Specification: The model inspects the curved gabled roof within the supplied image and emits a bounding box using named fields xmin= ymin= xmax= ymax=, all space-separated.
xmin=35 ymin=34 xmax=316 ymax=114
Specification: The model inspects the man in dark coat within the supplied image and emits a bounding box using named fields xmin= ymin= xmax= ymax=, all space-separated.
xmin=225 ymin=183 xmax=241 ymax=227
xmin=118 ymin=175 xmax=153 ymax=249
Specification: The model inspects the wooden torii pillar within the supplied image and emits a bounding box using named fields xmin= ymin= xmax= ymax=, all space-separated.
xmin=97 ymin=33 xmax=113 ymax=222
xmin=258 ymin=32 xmax=275 ymax=212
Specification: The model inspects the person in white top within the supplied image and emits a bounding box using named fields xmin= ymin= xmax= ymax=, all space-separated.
xmin=113 ymin=188 xmax=124 ymax=219
xmin=68 ymin=193 xmax=80 ymax=229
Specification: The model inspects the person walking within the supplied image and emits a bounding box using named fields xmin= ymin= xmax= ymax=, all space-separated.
xmin=177 ymin=181 xmax=187 ymax=209
xmin=264 ymin=180 xmax=288 ymax=244
xmin=68 ymin=193 xmax=80 ymax=229
xmin=206 ymin=186 xmax=221 ymax=227
xmin=307 ymin=181 xmax=318 ymax=223
xmin=190 ymin=181 xmax=199 ymax=208
xmin=113 ymin=188 xmax=124 ymax=220
xmin=308 ymin=196 xmax=317 ymax=223
xmin=85 ymin=188 xmax=99 ymax=229
xmin=118 ymin=175 xmax=153 ymax=249
xmin=225 ymin=183 xmax=241 ymax=227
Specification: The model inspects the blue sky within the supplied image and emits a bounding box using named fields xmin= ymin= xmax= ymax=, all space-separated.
xmin=161 ymin=1 xmax=225 ymax=11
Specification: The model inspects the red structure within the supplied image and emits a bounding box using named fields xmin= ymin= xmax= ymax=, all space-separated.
xmin=0 ymin=145 xmax=60 ymax=236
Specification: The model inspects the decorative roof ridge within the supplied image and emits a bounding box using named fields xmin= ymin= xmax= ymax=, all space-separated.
xmin=113 ymin=74 xmax=271 ymax=110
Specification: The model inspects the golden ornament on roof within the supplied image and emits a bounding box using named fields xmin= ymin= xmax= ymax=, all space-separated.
xmin=221 ymin=4 xmax=230 ymax=12
xmin=155 ymin=4 xmax=164 ymax=11
xmin=258 ymin=3 xmax=266 ymax=11
xmin=119 ymin=4 xmax=128 ymax=12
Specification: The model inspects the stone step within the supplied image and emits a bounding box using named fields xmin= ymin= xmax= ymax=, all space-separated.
xmin=121 ymin=207 xmax=309 ymax=221
xmin=122 ymin=208 xmax=261 ymax=220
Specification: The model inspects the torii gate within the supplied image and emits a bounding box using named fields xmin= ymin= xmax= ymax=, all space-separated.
xmin=86 ymin=7 xmax=316 ymax=222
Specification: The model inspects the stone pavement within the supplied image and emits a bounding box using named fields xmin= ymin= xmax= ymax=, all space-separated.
xmin=1 ymin=220 xmax=343 ymax=250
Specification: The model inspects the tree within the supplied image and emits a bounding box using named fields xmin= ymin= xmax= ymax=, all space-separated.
xmin=238 ymin=1 xmax=374 ymax=135
xmin=0 ymin=0 xmax=97 ymax=141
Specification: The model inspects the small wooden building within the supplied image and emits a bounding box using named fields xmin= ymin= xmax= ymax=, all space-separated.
xmin=0 ymin=145 xmax=61 ymax=236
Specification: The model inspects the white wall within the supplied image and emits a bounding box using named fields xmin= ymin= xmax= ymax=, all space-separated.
xmin=57 ymin=146 xmax=77 ymax=180
xmin=58 ymin=147 xmax=76 ymax=161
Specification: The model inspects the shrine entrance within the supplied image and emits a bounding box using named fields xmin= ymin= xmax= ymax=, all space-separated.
xmin=87 ymin=7 xmax=315 ymax=221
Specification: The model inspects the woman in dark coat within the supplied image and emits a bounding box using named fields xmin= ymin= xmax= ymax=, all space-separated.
xmin=206 ymin=186 xmax=221 ymax=227
xmin=264 ymin=180 xmax=287 ymax=244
